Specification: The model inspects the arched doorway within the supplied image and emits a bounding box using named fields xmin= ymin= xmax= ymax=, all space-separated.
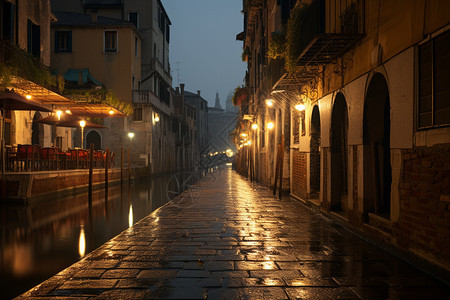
xmin=32 ymin=112 xmax=44 ymax=145
xmin=363 ymin=73 xmax=391 ymax=219
xmin=330 ymin=93 xmax=348 ymax=211
xmin=85 ymin=130 xmax=102 ymax=150
xmin=310 ymin=105 xmax=321 ymax=198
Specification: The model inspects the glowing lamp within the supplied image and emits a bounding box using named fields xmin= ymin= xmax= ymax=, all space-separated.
xmin=295 ymin=103 xmax=306 ymax=111
xmin=265 ymin=99 xmax=274 ymax=107
xmin=252 ymin=123 xmax=258 ymax=130
xmin=267 ymin=122 xmax=274 ymax=130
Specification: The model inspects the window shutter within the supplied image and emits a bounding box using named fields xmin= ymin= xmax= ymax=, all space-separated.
xmin=27 ymin=19 xmax=32 ymax=53
xmin=55 ymin=31 xmax=60 ymax=53
xmin=67 ymin=31 xmax=72 ymax=52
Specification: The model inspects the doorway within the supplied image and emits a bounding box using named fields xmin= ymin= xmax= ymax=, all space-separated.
xmin=363 ymin=73 xmax=391 ymax=219
xmin=330 ymin=93 xmax=348 ymax=211
xmin=86 ymin=130 xmax=102 ymax=150
xmin=310 ymin=105 xmax=320 ymax=198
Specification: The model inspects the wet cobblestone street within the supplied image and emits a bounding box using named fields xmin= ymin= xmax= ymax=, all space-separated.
xmin=18 ymin=168 xmax=449 ymax=299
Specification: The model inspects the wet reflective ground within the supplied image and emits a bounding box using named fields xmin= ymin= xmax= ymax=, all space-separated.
xmin=0 ymin=171 xmax=201 ymax=300
xmin=15 ymin=168 xmax=450 ymax=299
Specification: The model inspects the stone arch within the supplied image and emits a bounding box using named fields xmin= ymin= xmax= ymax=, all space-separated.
xmin=363 ymin=73 xmax=391 ymax=219
xmin=85 ymin=130 xmax=102 ymax=150
xmin=330 ymin=93 xmax=348 ymax=211
xmin=32 ymin=112 xmax=44 ymax=146
xmin=310 ymin=105 xmax=321 ymax=198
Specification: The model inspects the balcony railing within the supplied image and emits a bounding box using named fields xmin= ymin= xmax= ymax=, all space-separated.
xmin=132 ymin=90 xmax=170 ymax=115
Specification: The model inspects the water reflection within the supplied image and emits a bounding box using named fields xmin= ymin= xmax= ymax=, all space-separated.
xmin=0 ymin=171 xmax=201 ymax=300
xmin=128 ymin=204 xmax=134 ymax=228
xmin=78 ymin=225 xmax=86 ymax=258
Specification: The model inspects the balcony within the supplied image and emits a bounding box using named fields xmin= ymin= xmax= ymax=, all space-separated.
xmin=133 ymin=90 xmax=170 ymax=115
xmin=296 ymin=0 xmax=364 ymax=66
xmin=273 ymin=0 xmax=365 ymax=91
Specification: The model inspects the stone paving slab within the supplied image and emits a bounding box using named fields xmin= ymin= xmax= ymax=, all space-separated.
xmin=17 ymin=169 xmax=450 ymax=299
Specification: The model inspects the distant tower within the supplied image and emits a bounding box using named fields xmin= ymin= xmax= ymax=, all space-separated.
xmin=214 ymin=91 xmax=222 ymax=110
xmin=226 ymin=90 xmax=233 ymax=112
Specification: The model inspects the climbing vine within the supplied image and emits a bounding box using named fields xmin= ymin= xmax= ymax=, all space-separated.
xmin=231 ymin=85 xmax=248 ymax=106
xmin=267 ymin=4 xmax=308 ymax=74
xmin=0 ymin=41 xmax=63 ymax=92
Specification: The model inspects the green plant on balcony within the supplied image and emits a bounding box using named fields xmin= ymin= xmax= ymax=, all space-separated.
xmin=232 ymin=85 xmax=249 ymax=106
xmin=0 ymin=41 xmax=63 ymax=92
xmin=267 ymin=4 xmax=307 ymax=74
xmin=64 ymin=88 xmax=133 ymax=116
xmin=267 ymin=30 xmax=286 ymax=60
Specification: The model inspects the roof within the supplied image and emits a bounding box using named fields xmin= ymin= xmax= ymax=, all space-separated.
xmin=52 ymin=11 xmax=134 ymax=27
xmin=83 ymin=0 xmax=123 ymax=8
xmin=7 ymin=76 xmax=126 ymax=117
xmin=63 ymin=69 xmax=103 ymax=86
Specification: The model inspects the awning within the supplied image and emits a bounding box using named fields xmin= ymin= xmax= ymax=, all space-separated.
xmin=273 ymin=33 xmax=364 ymax=91
xmin=296 ymin=33 xmax=364 ymax=66
xmin=65 ymin=103 xmax=126 ymax=118
xmin=6 ymin=76 xmax=126 ymax=117
xmin=63 ymin=68 xmax=103 ymax=86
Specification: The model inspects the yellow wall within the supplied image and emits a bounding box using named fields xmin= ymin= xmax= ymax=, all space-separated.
xmin=51 ymin=26 xmax=141 ymax=103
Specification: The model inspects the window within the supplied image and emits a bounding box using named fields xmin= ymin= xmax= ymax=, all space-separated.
xmin=128 ymin=12 xmax=138 ymax=28
xmin=418 ymin=30 xmax=450 ymax=128
xmin=27 ymin=19 xmax=40 ymax=58
xmin=55 ymin=31 xmax=72 ymax=52
xmin=104 ymin=30 xmax=117 ymax=52
xmin=133 ymin=107 xmax=142 ymax=121
xmin=2 ymin=1 xmax=15 ymax=42
xmin=132 ymin=76 xmax=135 ymax=90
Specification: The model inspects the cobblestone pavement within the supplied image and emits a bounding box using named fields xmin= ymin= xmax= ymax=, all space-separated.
xmin=18 ymin=168 xmax=449 ymax=299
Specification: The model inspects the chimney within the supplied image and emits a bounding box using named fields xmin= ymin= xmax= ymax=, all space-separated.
xmin=175 ymin=87 xmax=179 ymax=94
xmin=180 ymin=83 xmax=185 ymax=94
xmin=197 ymin=90 xmax=201 ymax=96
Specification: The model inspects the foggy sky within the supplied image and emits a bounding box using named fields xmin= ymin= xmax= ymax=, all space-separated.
xmin=162 ymin=0 xmax=246 ymax=108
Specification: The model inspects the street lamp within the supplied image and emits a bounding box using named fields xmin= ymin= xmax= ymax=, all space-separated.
xmin=267 ymin=121 xmax=274 ymax=130
xmin=265 ymin=99 xmax=274 ymax=107
xmin=252 ymin=123 xmax=258 ymax=130
xmin=295 ymin=103 xmax=306 ymax=111
xmin=80 ymin=120 xmax=86 ymax=148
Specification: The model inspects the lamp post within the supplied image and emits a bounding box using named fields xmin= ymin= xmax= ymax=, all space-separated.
xmin=128 ymin=132 xmax=134 ymax=182
xmin=80 ymin=120 xmax=86 ymax=149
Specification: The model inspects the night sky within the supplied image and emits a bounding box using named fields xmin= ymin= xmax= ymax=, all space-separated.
xmin=162 ymin=0 xmax=246 ymax=107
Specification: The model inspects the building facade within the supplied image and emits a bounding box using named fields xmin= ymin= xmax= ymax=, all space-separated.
xmin=237 ymin=0 xmax=450 ymax=274
xmin=0 ymin=0 xmax=75 ymax=150
xmin=50 ymin=0 xmax=193 ymax=174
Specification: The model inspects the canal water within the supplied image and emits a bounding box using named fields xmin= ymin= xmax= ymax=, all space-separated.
xmin=0 ymin=171 xmax=202 ymax=300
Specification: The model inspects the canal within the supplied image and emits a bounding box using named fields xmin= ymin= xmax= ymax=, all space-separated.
xmin=0 ymin=171 xmax=202 ymax=300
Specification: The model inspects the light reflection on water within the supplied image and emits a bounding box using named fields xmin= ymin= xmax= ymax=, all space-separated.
xmin=0 ymin=171 xmax=201 ymax=300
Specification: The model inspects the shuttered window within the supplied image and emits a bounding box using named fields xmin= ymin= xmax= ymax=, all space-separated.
xmin=418 ymin=30 xmax=450 ymax=128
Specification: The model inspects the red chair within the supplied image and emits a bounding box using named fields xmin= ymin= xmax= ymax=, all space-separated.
xmin=17 ymin=144 xmax=33 ymax=171
xmin=40 ymin=148 xmax=57 ymax=170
